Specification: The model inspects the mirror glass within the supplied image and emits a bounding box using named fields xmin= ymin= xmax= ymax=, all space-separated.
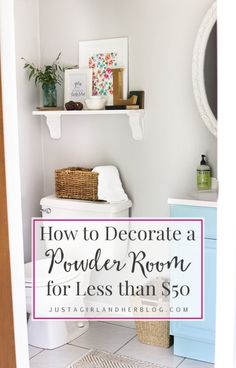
xmin=204 ymin=22 xmax=217 ymax=120
xmin=192 ymin=2 xmax=217 ymax=137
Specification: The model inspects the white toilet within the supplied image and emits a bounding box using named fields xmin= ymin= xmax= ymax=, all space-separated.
xmin=25 ymin=195 xmax=132 ymax=349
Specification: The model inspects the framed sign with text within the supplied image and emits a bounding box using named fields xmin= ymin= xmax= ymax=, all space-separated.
xmin=64 ymin=68 xmax=92 ymax=106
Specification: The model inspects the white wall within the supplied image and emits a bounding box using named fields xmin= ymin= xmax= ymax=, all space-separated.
xmin=37 ymin=0 xmax=217 ymax=218
xmin=14 ymin=0 xmax=44 ymax=262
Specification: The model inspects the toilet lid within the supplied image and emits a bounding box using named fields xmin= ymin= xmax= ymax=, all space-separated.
xmin=25 ymin=259 xmax=80 ymax=286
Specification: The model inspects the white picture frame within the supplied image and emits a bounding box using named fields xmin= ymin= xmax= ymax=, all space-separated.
xmin=79 ymin=38 xmax=128 ymax=105
xmin=64 ymin=68 xmax=92 ymax=106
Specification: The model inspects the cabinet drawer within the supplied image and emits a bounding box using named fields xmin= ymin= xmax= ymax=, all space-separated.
xmin=170 ymin=205 xmax=217 ymax=239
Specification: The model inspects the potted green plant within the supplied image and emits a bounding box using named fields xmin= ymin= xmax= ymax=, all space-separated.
xmin=22 ymin=52 xmax=64 ymax=107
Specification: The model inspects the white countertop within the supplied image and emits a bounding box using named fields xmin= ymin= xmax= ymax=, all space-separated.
xmin=168 ymin=197 xmax=217 ymax=208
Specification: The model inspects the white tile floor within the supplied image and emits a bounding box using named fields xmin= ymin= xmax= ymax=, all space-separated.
xmin=29 ymin=322 xmax=215 ymax=368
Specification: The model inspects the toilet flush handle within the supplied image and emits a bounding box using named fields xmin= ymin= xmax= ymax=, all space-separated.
xmin=40 ymin=208 xmax=51 ymax=215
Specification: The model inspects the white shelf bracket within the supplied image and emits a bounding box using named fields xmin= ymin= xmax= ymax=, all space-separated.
xmin=44 ymin=114 xmax=62 ymax=139
xmin=34 ymin=109 xmax=145 ymax=141
xmin=128 ymin=111 xmax=144 ymax=140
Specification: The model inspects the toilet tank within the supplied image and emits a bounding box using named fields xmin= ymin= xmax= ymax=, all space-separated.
xmin=40 ymin=195 xmax=132 ymax=218
xmin=39 ymin=196 xmax=132 ymax=296
xmin=39 ymin=195 xmax=132 ymax=263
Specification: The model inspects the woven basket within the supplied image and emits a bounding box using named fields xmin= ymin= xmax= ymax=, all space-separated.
xmin=55 ymin=167 xmax=99 ymax=201
xmin=135 ymin=321 xmax=172 ymax=348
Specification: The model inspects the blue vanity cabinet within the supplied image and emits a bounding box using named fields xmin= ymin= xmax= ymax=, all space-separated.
xmin=169 ymin=201 xmax=217 ymax=364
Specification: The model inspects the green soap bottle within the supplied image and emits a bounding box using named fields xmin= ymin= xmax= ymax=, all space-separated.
xmin=197 ymin=155 xmax=211 ymax=190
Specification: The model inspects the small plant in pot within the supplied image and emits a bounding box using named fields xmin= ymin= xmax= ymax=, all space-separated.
xmin=22 ymin=53 xmax=64 ymax=107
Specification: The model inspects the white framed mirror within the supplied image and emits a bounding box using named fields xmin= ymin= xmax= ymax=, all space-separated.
xmin=192 ymin=2 xmax=217 ymax=137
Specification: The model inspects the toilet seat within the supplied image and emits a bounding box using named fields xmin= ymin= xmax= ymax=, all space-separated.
xmin=25 ymin=259 xmax=80 ymax=287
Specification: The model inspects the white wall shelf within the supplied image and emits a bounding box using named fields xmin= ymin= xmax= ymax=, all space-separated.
xmin=32 ymin=109 xmax=145 ymax=140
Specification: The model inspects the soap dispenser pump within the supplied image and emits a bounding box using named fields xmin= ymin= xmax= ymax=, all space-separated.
xmin=197 ymin=154 xmax=211 ymax=190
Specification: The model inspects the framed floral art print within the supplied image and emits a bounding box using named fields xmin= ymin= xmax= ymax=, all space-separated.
xmin=79 ymin=38 xmax=128 ymax=105
xmin=64 ymin=68 xmax=92 ymax=106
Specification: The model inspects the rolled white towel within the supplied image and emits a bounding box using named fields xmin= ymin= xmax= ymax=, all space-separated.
xmin=92 ymin=166 xmax=128 ymax=203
